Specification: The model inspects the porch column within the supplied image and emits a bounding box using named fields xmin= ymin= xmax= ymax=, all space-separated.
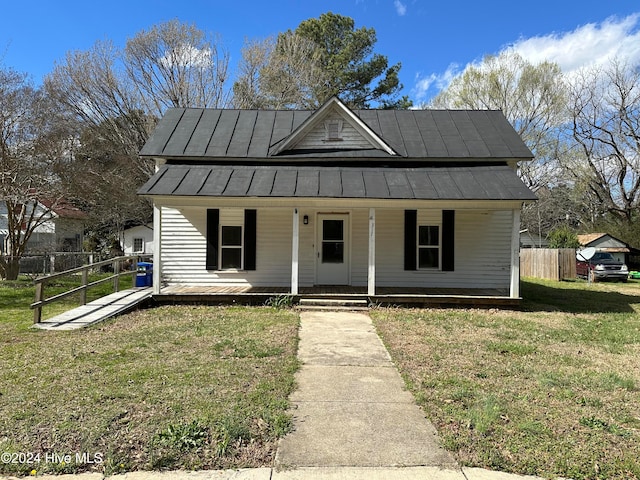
xmin=368 ymin=208 xmax=376 ymax=295
xmin=152 ymin=204 xmax=162 ymax=295
xmin=510 ymin=208 xmax=521 ymax=298
xmin=291 ymin=208 xmax=299 ymax=295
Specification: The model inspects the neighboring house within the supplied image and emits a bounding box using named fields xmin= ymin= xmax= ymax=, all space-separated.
xmin=520 ymin=231 xmax=549 ymax=249
xmin=577 ymin=233 xmax=639 ymax=265
xmin=138 ymin=97 xmax=536 ymax=302
xmin=0 ymin=199 xmax=85 ymax=254
xmin=122 ymin=223 xmax=154 ymax=255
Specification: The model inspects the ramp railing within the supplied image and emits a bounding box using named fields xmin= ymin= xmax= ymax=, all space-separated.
xmin=30 ymin=256 xmax=142 ymax=324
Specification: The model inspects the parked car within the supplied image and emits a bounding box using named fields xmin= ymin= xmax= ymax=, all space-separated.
xmin=576 ymin=252 xmax=628 ymax=282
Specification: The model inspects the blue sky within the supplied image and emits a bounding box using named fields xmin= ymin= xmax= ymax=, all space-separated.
xmin=2 ymin=1 xmax=640 ymax=104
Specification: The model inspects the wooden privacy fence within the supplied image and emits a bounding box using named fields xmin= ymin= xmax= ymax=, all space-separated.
xmin=520 ymin=248 xmax=576 ymax=281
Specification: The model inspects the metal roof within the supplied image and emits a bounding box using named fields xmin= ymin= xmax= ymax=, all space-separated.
xmin=138 ymin=164 xmax=537 ymax=201
xmin=140 ymin=108 xmax=534 ymax=161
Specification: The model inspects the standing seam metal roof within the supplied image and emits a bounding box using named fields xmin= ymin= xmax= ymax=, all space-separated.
xmin=138 ymin=164 xmax=537 ymax=201
xmin=140 ymin=108 xmax=534 ymax=160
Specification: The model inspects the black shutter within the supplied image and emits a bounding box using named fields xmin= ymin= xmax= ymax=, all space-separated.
xmin=244 ymin=209 xmax=257 ymax=270
xmin=442 ymin=210 xmax=455 ymax=271
xmin=206 ymin=209 xmax=219 ymax=270
xmin=404 ymin=210 xmax=417 ymax=270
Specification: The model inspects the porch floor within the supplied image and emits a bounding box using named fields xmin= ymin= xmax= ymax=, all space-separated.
xmin=155 ymin=285 xmax=519 ymax=307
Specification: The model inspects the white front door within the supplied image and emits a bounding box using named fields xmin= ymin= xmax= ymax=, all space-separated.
xmin=316 ymin=214 xmax=350 ymax=285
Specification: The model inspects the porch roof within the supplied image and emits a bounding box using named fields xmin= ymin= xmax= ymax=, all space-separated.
xmin=138 ymin=164 xmax=537 ymax=201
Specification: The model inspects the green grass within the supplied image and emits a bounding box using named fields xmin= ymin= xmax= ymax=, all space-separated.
xmin=0 ymin=279 xmax=299 ymax=476
xmin=1 ymin=274 xmax=134 ymax=329
xmin=372 ymin=278 xmax=640 ymax=480
xmin=5 ymin=276 xmax=640 ymax=478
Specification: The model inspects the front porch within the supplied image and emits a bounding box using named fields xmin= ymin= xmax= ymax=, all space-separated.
xmin=154 ymin=285 xmax=519 ymax=308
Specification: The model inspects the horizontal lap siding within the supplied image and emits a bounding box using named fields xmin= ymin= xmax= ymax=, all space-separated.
xmin=375 ymin=209 xmax=512 ymax=289
xmin=351 ymin=210 xmax=369 ymax=286
xmin=295 ymin=209 xmax=367 ymax=286
xmin=295 ymin=112 xmax=372 ymax=150
xmin=455 ymin=210 xmax=512 ymax=288
xmin=160 ymin=206 xmax=513 ymax=289
xmin=161 ymin=207 xmax=291 ymax=287
xmin=298 ymin=210 xmax=315 ymax=287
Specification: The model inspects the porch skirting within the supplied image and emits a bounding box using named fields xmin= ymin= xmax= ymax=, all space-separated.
xmin=153 ymin=285 xmax=519 ymax=308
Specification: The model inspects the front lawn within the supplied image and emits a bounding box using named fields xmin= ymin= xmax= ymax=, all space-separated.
xmin=372 ymin=278 xmax=640 ymax=480
xmin=0 ymin=286 xmax=299 ymax=476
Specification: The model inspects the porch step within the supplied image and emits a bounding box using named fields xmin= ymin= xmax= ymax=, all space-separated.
xmin=297 ymin=298 xmax=369 ymax=311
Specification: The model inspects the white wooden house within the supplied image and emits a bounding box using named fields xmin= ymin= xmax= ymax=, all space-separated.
xmin=122 ymin=223 xmax=154 ymax=255
xmin=0 ymin=199 xmax=85 ymax=255
xmin=138 ymin=97 xmax=536 ymax=304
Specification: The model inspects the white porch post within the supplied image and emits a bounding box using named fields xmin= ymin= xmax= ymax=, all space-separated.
xmin=510 ymin=208 xmax=521 ymax=298
xmin=152 ymin=204 xmax=162 ymax=295
xmin=368 ymin=208 xmax=376 ymax=296
xmin=291 ymin=208 xmax=299 ymax=295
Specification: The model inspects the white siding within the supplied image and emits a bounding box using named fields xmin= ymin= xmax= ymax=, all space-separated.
xmin=123 ymin=224 xmax=154 ymax=255
xmin=294 ymin=112 xmax=373 ymax=150
xmin=161 ymin=207 xmax=291 ymax=287
xmin=159 ymin=206 xmax=514 ymax=290
xmin=297 ymin=209 xmax=315 ymax=286
xmin=351 ymin=210 xmax=369 ymax=286
xmin=375 ymin=209 xmax=512 ymax=289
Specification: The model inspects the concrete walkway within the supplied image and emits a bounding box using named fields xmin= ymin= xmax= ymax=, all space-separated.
xmin=276 ymin=311 xmax=456 ymax=469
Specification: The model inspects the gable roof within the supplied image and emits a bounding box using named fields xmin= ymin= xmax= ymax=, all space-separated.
xmin=140 ymin=105 xmax=533 ymax=162
xmin=38 ymin=198 xmax=87 ymax=220
xmin=271 ymin=96 xmax=398 ymax=156
xmin=577 ymin=233 xmax=635 ymax=253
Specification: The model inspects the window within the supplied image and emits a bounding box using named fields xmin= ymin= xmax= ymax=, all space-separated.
xmin=324 ymin=120 xmax=343 ymax=141
xmin=206 ymin=209 xmax=256 ymax=271
xmin=321 ymin=219 xmax=344 ymax=263
xmin=133 ymin=237 xmax=144 ymax=253
xmin=220 ymin=225 xmax=242 ymax=269
xmin=418 ymin=225 xmax=440 ymax=269
xmin=405 ymin=210 xmax=454 ymax=272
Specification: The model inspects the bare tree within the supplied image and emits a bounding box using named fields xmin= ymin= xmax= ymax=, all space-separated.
xmin=46 ymin=41 xmax=152 ymax=175
xmin=234 ymin=33 xmax=328 ymax=109
xmin=568 ymin=59 xmax=640 ymax=225
xmin=124 ymin=20 xmax=230 ymax=114
xmin=429 ymin=51 xmax=568 ymax=191
xmin=0 ymin=66 xmax=67 ymax=279
xmin=44 ymin=20 xmax=231 ymax=244
xmin=233 ymin=37 xmax=271 ymax=109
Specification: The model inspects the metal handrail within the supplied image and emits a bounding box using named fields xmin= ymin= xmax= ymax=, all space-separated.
xmin=30 ymin=256 xmax=144 ymax=324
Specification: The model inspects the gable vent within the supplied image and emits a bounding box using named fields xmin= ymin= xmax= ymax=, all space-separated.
xmin=324 ymin=120 xmax=343 ymax=141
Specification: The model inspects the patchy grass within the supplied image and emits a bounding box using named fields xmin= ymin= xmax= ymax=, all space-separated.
xmin=372 ymin=278 xmax=640 ymax=480
xmin=0 ymin=299 xmax=299 ymax=476
xmin=1 ymin=274 xmax=134 ymax=330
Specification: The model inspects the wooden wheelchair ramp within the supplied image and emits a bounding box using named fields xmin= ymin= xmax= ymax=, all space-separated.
xmin=33 ymin=287 xmax=152 ymax=331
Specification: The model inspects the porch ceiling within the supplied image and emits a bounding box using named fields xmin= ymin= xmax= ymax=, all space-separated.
xmin=138 ymin=164 xmax=537 ymax=201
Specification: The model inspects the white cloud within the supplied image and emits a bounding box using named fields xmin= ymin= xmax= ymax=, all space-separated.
xmin=412 ymin=63 xmax=461 ymax=104
xmin=394 ymin=0 xmax=407 ymax=16
xmin=510 ymin=14 xmax=640 ymax=76
xmin=160 ymin=44 xmax=213 ymax=69
xmin=413 ymin=14 xmax=640 ymax=103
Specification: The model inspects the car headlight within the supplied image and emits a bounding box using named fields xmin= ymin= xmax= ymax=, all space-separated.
xmin=595 ymin=264 xmax=605 ymax=270
xmin=622 ymin=264 xmax=629 ymax=272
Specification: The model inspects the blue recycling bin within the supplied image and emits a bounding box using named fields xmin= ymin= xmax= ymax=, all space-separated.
xmin=136 ymin=261 xmax=153 ymax=287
